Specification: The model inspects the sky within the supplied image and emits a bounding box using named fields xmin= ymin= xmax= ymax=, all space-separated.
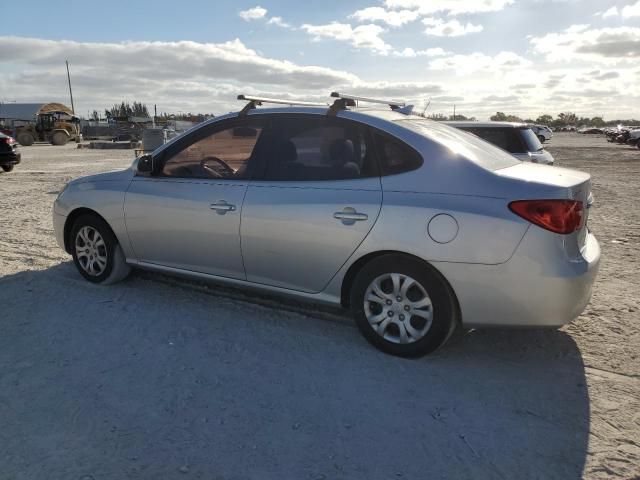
xmin=1 ymin=0 xmax=639 ymax=120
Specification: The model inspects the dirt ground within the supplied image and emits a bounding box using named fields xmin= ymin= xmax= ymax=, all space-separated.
xmin=0 ymin=133 xmax=638 ymax=479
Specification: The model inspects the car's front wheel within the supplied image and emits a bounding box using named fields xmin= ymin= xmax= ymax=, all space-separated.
xmin=1 ymin=165 xmax=14 ymax=172
xmin=70 ymin=214 xmax=131 ymax=284
xmin=350 ymin=254 xmax=457 ymax=357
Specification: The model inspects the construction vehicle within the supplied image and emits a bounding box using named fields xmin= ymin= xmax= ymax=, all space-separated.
xmin=0 ymin=103 xmax=81 ymax=146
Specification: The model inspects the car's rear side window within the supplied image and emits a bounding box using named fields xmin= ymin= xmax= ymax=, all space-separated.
xmin=371 ymin=131 xmax=423 ymax=176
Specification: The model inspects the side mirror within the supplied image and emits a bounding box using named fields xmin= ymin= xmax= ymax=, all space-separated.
xmin=137 ymin=154 xmax=154 ymax=175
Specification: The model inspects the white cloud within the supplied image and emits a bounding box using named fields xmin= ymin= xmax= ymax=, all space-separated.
xmin=239 ymin=7 xmax=291 ymax=28
xmin=266 ymin=16 xmax=291 ymax=28
xmin=622 ymin=0 xmax=640 ymax=18
xmin=239 ymin=6 xmax=267 ymax=21
xmin=599 ymin=6 xmax=619 ymax=18
xmin=422 ymin=18 xmax=483 ymax=36
xmin=384 ymin=0 xmax=514 ymax=16
xmin=429 ymin=51 xmax=531 ymax=74
xmin=531 ymin=25 xmax=640 ymax=63
xmin=300 ymin=22 xmax=392 ymax=54
xmin=393 ymin=47 xmax=449 ymax=57
xmin=0 ymin=36 xmax=450 ymax=115
xmin=350 ymin=7 xmax=419 ymax=27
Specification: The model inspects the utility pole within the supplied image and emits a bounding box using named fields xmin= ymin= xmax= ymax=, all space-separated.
xmin=453 ymin=104 xmax=456 ymax=121
xmin=66 ymin=60 xmax=75 ymax=114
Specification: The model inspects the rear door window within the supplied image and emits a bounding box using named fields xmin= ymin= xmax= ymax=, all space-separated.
xmin=259 ymin=115 xmax=378 ymax=181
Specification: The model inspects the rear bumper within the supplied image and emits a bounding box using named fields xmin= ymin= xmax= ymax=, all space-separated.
xmin=436 ymin=230 xmax=600 ymax=328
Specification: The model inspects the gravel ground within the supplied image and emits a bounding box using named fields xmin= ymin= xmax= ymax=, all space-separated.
xmin=0 ymin=133 xmax=638 ymax=479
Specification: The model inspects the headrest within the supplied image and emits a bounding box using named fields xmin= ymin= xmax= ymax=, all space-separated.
xmin=329 ymin=139 xmax=355 ymax=166
xmin=277 ymin=140 xmax=298 ymax=163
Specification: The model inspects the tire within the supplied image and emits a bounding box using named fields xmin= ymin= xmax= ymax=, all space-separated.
xmin=70 ymin=214 xmax=131 ymax=285
xmin=51 ymin=132 xmax=69 ymax=146
xmin=17 ymin=132 xmax=35 ymax=146
xmin=2 ymin=165 xmax=14 ymax=172
xmin=537 ymin=135 xmax=545 ymax=143
xmin=350 ymin=254 xmax=457 ymax=357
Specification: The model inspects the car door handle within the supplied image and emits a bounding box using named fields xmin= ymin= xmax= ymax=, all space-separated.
xmin=334 ymin=208 xmax=368 ymax=224
xmin=210 ymin=201 xmax=236 ymax=214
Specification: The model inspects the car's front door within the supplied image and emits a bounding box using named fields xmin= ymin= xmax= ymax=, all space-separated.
xmin=124 ymin=117 xmax=265 ymax=279
xmin=240 ymin=114 xmax=382 ymax=293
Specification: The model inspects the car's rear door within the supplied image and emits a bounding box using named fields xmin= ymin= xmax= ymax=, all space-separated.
xmin=124 ymin=117 xmax=265 ymax=279
xmin=240 ymin=114 xmax=382 ymax=293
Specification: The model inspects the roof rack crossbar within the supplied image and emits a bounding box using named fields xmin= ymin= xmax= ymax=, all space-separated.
xmin=237 ymin=94 xmax=327 ymax=115
xmin=330 ymin=92 xmax=406 ymax=110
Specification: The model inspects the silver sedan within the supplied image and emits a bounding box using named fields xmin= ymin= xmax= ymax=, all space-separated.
xmin=53 ymin=103 xmax=600 ymax=357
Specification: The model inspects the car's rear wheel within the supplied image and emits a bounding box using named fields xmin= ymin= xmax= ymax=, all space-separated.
xmin=1 ymin=165 xmax=14 ymax=172
xmin=350 ymin=254 xmax=457 ymax=357
xmin=70 ymin=214 xmax=131 ymax=284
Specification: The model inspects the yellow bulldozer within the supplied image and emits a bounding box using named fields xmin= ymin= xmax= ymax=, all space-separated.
xmin=0 ymin=103 xmax=81 ymax=146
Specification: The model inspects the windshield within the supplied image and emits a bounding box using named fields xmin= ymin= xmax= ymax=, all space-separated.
xmin=519 ymin=127 xmax=544 ymax=152
xmin=399 ymin=119 xmax=520 ymax=171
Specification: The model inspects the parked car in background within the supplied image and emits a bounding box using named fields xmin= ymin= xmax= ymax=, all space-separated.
xmin=579 ymin=128 xmax=604 ymax=135
xmin=445 ymin=121 xmax=555 ymax=165
xmin=529 ymin=125 xmax=553 ymax=143
xmin=627 ymin=129 xmax=640 ymax=149
xmin=53 ymin=93 xmax=599 ymax=357
xmin=0 ymin=132 xmax=21 ymax=172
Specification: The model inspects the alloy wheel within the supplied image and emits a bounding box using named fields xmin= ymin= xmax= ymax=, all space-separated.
xmin=75 ymin=226 xmax=108 ymax=276
xmin=363 ymin=273 xmax=433 ymax=344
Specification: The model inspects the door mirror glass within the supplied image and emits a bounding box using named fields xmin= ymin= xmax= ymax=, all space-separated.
xmin=137 ymin=154 xmax=153 ymax=174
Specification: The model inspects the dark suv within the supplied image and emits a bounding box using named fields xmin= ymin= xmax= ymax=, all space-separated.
xmin=0 ymin=132 xmax=21 ymax=172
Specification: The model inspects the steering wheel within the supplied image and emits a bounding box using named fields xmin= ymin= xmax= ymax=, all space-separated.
xmin=200 ymin=156 xmax=235 ymax=178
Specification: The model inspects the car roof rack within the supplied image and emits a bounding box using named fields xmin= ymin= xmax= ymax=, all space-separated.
xmin=329 ymin=92 xmax=406 ymax=115
xmin=237 ymin=94 xmax=327 ymax=116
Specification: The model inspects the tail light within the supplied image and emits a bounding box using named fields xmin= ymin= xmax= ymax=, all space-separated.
xmin=509 ymin=199 xmax=583 ymax=234
xmin=1 ymin=137 xmax=15 ymax=145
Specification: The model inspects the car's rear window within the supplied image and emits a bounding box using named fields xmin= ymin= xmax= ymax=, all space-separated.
xmin=398 ymin=119 xmax=520 ymax=171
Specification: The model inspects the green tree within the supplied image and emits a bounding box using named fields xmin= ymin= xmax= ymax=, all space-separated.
xmin=427 ymin=113 xmax=448 ymax=121
xmin=490 ymin=112 xmax=523 ymax=122
xmin=536 ymin=114 xmax=554 ymax=125
xmin=107 ymin=101 xmax=150 ymax=119
xmin=558 ymin=112 xmax=577 ymax=126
